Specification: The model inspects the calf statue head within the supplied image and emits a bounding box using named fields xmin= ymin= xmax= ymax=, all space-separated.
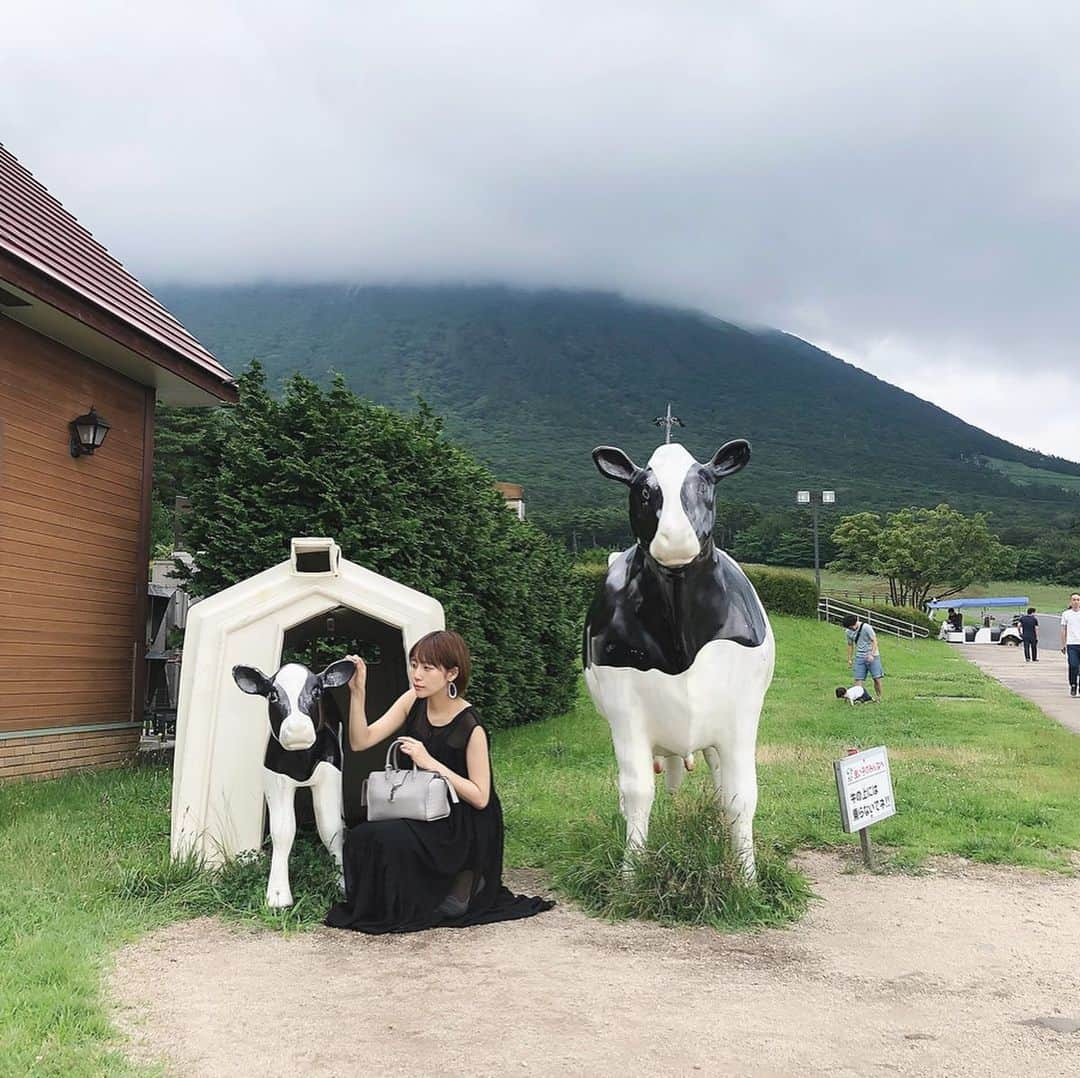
xmin=232 ymin=660 xmax=355 ymax=751
xmin=592 ymin=440 xmax=750 ymax=568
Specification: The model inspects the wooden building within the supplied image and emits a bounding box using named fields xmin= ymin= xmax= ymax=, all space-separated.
xmin=0 ymin=143 xmax=236 ymax=781
xmin=494 ymin=481 xmax=525 ymax=521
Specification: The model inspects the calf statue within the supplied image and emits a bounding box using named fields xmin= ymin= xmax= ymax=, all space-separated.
xmin=232 ymin=659 xmax=355 ymax=907
xmin=583 ymin=440 xmax=775 ymax=878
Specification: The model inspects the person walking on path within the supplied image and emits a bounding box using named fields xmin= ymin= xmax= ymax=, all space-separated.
xmin=1018 ymin=606 xmax=1040 ymax=662
xmin=1060 ymin=594 xmax=1080 ymax=697
xmin=842 ymin=613 xmax=884 ymax=701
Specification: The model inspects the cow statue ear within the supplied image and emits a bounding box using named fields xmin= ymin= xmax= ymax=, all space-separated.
xmin=592 ymin=446 xmax=640 ymax=486
xmin=318 ymin=659 xmax=356 ymax=689
xmin=707 ymin=439 xmax=751 ymax=479
xmin=232 ymin=665 xmax=274 ymax=696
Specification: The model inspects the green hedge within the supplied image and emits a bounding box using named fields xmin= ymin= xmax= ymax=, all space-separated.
xmin=572 ymin=562 xmax=608 ymax=615
xmin=745 ymin=567 xmax=819 ymax=618
xmin=572 ymin=559 xmax=820 ymax=619
xmin=175 ymin=367 xmax=580 ymax=731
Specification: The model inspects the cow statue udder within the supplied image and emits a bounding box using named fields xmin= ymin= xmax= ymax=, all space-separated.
xmin=583 ymin=439 xmax=775 ymax=879
xmin=232 ymin=659 xmax=355 ymax=907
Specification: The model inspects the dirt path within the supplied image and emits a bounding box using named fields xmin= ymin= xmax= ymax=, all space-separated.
xmin=110 ymin=853 xmax=1080 ymax=1077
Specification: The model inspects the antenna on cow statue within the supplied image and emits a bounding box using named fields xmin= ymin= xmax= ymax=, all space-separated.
xmin=653 ymin=402 xmax=684 ymax=444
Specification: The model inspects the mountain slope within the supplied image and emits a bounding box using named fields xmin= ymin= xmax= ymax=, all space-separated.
xmin=157 ymin=283 xmax=1080 ymax=527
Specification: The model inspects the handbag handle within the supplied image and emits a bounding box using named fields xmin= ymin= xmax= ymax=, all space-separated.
xmin=382 ymin=737 xmax=460 ymax=804
xmin=385 ymin=737 xmax=417 ymax=773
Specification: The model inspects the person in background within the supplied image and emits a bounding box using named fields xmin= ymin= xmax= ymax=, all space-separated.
xmin=841 ymin=613 xmax=884 ymax=701
xmin=836 ymin=685 xmax=875 ymax=705
xmin=1017 ymin=606 xmax=1040 ymax=662
xmin=1059 ymin=594 xmax=1080 ymax=697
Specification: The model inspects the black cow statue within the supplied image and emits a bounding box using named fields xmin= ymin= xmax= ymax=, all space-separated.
xmin=232 ymin=659 xmax=355 ymax=907
xmin=583 ymin=440 xmax=775 ymax=878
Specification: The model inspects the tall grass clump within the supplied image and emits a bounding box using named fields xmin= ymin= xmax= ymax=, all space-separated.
xmin=549 ymin=789 xmax=813 ymax=930
xmin=113 ymin=831 xmax=341 ymax=931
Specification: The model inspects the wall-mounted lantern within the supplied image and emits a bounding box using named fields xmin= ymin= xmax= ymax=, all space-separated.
xmin=69 ymin=407 xmax=110 ymax=457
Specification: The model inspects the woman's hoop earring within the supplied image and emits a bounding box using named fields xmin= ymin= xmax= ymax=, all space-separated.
xmin=447 ymin=680 xmax=458 ymax=700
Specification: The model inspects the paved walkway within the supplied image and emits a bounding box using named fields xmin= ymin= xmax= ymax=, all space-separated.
xmin=961 ymin=642 xmax=1080 ymax=735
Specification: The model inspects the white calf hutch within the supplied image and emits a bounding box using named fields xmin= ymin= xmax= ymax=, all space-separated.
xmin=170 ymin=538 xmax=443 ymax=867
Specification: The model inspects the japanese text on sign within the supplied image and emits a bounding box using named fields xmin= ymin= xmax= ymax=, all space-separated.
xmin=834 ymin=746 xmax=896 ymax=833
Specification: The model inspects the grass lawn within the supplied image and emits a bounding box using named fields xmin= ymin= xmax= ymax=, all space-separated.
xmin=3 ymin=614 xmax=1080 ymax=1073
xmin=500 ymin=615 xmax=1080 ymax=871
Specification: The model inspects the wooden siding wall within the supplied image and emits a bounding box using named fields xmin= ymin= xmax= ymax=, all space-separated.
xmin=0 ymin=315 xmax=151 ymax=770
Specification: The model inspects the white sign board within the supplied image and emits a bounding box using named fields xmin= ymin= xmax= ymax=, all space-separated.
xmin=834 ymin=746 xmax=896 ymax=833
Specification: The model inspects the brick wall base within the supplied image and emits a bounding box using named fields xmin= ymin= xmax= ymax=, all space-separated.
xmin=0 ymin=727 xmax=141 ymax=782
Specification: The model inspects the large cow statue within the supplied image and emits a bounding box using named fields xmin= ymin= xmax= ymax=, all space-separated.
xmin=232 ymin=659 xmax=355 ymax=907
xmin=583 ymin=439 xmax=775 ymax=878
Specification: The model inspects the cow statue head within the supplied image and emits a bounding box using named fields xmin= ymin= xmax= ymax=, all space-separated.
xmin=592 ymin=440 xmax=750 ymax=568
xmin=232 ymin=660 xmax=355 ymax=751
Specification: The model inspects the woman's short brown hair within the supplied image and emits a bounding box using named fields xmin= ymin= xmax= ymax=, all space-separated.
xmin=409 ymin=630 xmax=471 ymax=695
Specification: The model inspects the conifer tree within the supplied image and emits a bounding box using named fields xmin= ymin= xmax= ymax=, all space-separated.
xmin=173 ymin=364 xmax=579 ymax=728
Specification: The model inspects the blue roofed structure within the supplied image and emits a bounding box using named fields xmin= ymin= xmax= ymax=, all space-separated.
xmin=927 ymin=597 xmax=1028 ymax=609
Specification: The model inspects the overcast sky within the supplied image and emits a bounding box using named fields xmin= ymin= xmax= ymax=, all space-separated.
xmin=3 ymin=2 xmax=1078 ymax=459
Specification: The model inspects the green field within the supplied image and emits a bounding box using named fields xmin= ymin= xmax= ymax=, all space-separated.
xmin=3 ymin=615 xmax=1079 ymax=1073
xmin=985 ymin=457 xmax=1080 ymax=493
xmin=770 ymin=565 xmax=1078 ymax=613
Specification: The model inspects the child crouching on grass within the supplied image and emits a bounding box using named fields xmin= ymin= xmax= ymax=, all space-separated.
xmin=836 ymin=685 xmax=875 ymax=705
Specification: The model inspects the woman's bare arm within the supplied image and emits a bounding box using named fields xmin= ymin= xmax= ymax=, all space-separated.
xmin=345 ymin=656 xmax=416 ymax=751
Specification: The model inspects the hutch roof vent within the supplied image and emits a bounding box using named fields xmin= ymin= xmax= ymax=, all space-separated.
xmin=290 ymin=537 xmax=341 ymax=577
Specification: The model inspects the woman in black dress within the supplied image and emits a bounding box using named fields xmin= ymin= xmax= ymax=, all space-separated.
xmin=325 ymin=629 xmax=553 ymax=933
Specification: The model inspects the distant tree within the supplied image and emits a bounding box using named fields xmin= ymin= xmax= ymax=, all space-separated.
xmin=151 ymin=403 xmax=223 ymax=555
xmin=1013 ymin=541 xmax=1061 ymax=582
xmin=714 ymin=499 xmax=762 ymax=552
xmin=729 ymin=508 xmax=832 ymax=568
xmin=154 ymin=403 xmax=222 ymax=508
xmin=1047 ymin=533 xmax=1080 ymax=584
xmin=769 ymin=527 xmax=815 ymax=568
xmin=175 ymin=364 xmax=580 ymax=730
xmin=529 ymin=504 xmax=631 ymax=553
xmin=729 ymin=518 xmax=781 ymax=565
xmin=830 ymin=504 xmax=1017 ymax=608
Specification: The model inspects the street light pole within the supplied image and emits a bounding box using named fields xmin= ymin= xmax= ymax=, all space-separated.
xmin=796 ymin=489 xmax=836 ymax=592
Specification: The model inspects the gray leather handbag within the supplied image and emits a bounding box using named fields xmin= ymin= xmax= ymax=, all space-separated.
xmin=362 ymin=738 xmax=459 ymax=822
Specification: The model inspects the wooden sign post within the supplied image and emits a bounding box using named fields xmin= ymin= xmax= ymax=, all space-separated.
xmin=834 ymin=745 xmax=896 ymax=869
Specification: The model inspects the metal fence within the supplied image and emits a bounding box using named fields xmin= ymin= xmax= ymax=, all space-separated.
xmin=818 ymin=595 xmax=929 ymax=640
xmin=821 ymin=587 xmax=892 ymax=606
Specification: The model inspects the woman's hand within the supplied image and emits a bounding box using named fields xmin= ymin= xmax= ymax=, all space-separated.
xmin=345 ymin=654 xmax=367 ymax=694
xmin=396 ymin=736 xmax=437 ymax=771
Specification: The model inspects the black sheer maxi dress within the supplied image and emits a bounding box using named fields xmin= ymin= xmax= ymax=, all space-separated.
xmin=325 ymin=700 xmax=553 ymax=934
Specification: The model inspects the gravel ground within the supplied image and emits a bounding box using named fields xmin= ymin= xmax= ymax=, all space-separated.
xmin=109 ymin=851 xmax=1080 ymax=1077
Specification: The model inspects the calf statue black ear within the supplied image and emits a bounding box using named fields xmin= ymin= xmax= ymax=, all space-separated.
xmin=318 ymin=659 xmax=356 ymax=689
xmin=708 ymin=439 xmax=751 ymax=479
xmin=592 ymin=446 xmax=640 ymax=485
xmin=232 ymin=665 xmax=274 ymax=696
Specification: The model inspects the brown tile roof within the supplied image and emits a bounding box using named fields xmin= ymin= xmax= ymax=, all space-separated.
xmin=0 ymin=142 xmax=234 ymax=390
